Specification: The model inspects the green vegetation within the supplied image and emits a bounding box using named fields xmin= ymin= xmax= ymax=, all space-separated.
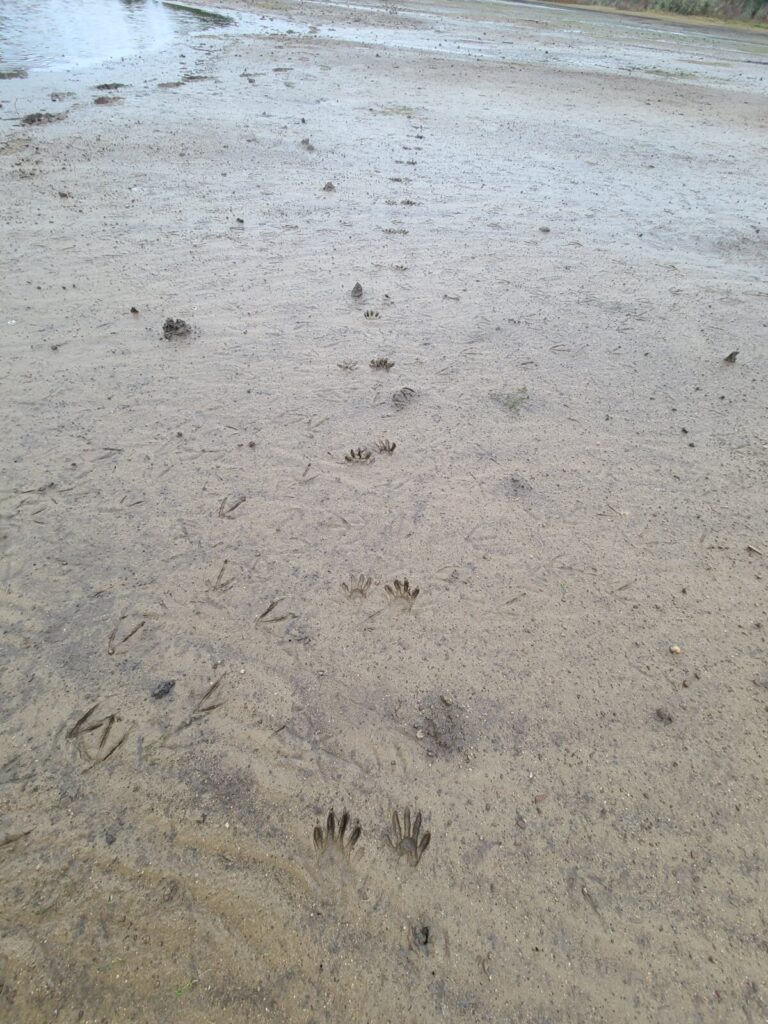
xmin=562 ymin=0 xmax=767 ymax=22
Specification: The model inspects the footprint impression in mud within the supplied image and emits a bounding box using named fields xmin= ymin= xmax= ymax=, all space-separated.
xmin=313 ymin=809 xmax=362 ymax=863
xmin=392 ymin=387 xmax=416 ymax=410
xmin=385 ymin=578 xmax=420 ymax=606
xmin=341 ymin=574 xmax=372 ymax=599
xmin=344 ymin=447 xmax=374 ymax=464
xmin=389 ymin=808 xmax=431 ymax=867
xmin=67 ymin=704 xmax=128 ymax=766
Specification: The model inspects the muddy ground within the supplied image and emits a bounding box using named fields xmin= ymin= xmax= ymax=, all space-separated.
xmin=1 ymin=1 xmax=767 ymax=1022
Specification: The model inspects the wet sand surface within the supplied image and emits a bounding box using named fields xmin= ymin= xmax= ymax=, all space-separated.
xmin=1 ymin=1 xmax=767 ymax=1021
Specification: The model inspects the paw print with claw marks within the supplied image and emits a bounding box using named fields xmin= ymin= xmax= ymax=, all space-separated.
xmin=385 ymin=578 xmax=419 ymax=605
xmin=389 ymin=808 xmax=431 ymax=867
xmin=341 ymin=574 xmax=372 ymax=598
xmin=313 ymin=809 xmax=362 ymax=861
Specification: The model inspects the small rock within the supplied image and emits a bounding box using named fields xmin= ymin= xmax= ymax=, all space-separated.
xmin=130 ymin=306 xmax=139 ymax=315
xmin=723 ymin=350 xmax=739 ymax=364
xmin=669 ymin=645 xmax=682 ymax=654
xmin=322 ymin=181 xmax=335 ymax=192
xmin=656 ymin=707 xmax=673 ymax=724
xmin=105 ymin=832 xmax=116 ymax=845
xmin=538 ymin=225 xmax=550 ymax=233
xmin=151 ymin=680 xmax=175 ymax=699
xmin=351 ymin=282 xmax=363 ymax=299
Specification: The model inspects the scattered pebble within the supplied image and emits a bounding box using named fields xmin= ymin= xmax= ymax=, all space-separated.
xmin=351 ymin=281 xmax=363 ymax=299
xmin=151 ymin=680 xmax=175 ymax=699
xmin=656 ymin=707 xmax=673 ymax=724
xmin=723 ymin=350 xmax=739 ymax=364
xmin=669 ymin=645 xmax=682 ymax=654
xmin=322 ymin=181 xmax=335 ymax=192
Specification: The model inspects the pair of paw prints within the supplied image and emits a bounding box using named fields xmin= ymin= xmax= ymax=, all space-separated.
xmin=343 ymin=439 xmax=397 ymax=463
xmin=313 ymin=806 xmax=431 ymax=868
xmin=341 ymin=576 xmax=419 ymax=605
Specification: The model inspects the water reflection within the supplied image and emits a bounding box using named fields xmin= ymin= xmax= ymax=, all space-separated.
xmin=0 ymin=0 xmax=232 ymax=74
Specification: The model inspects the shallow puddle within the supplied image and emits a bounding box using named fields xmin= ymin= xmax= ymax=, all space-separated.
xmin=0 ymin=0 xmax=233 ymax=74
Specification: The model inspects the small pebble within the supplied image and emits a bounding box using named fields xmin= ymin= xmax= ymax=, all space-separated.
xmin=669 ymin=645 xmax=682 ymax=654
xmin=151 ymin=680 xmax=175 ymax=699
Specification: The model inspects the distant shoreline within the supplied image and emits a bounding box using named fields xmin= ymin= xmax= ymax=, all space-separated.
xmin=516 ymin=0 xmax=768 ymax=30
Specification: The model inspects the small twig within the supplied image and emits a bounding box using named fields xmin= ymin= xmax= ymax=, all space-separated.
xmin=194 ymin=675 xmax=225 ymax=714
xmin=612 ymin=580 xmax=635 ymax=593
xmin=257 ymin=598 xmax=296 ymax=624
xmin=747 ymin=544 xmax=764 ymax=555
xmin=121 ymin=620 xmax=145 ymax=644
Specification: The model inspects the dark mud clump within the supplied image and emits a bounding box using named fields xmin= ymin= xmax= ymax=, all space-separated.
xmin=94 ymin=96 xmax=122 ymax=106
xmin=20 ymin=112 xmax=64 ymax=126
xmin=0 ymin=69 xmax=27 ymax=80
xmin=94 ymin=82 xmax=127 ymax=90
xmin=162 ymin=317 xmax=191 ymax=340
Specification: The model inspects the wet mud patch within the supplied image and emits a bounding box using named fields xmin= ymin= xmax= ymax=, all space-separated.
xmin=489 ymin=387 xmax=529 ymax=416
xmin=414 ymin=692 xmax=469 ymax=758
xmin=162 ymin=316 xmax=192 ymax=340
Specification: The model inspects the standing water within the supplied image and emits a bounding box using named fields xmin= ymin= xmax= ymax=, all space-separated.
xmin=0 ymin=0 xmax=233 ymax=75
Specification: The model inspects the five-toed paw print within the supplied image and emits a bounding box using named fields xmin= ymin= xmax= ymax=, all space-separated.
xmin=341 ymin=574 xmax=372 ymax=598
xmin=313 ymin=809 xmax=362 ymax=860
xmin=385 ymin=578 xmax=420 ymax=604
xmin=344 ymin=447 xmax=374 ymax=463
xmin=388 ymin=808 xmax=431 ymax=867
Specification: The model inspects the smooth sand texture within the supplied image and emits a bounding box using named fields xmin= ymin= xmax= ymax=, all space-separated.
xmin=1 ymin=1 xmax=767 ymax=1021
